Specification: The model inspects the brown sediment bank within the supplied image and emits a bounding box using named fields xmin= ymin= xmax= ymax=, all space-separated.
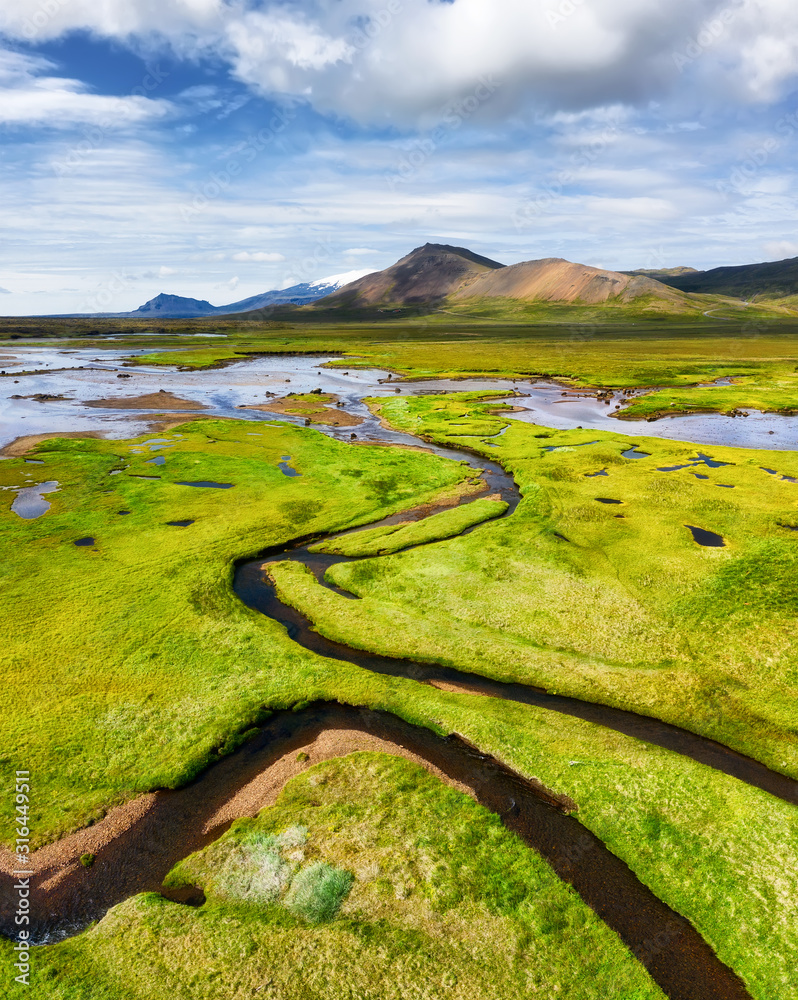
xmin=239 ymin=393 xmax=363 ymax=427
xmin=0 ymin=431 xmax=104 ymax=457
xmin=85 ymin=391 xmax=208 ymax=411
xmin=0 ymin=704 xmax=751 ymax=1000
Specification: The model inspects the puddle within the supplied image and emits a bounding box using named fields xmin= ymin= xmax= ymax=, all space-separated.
xmin=543 ymin=440 xmax=600 ymax=452
xmin=146 ymin=456 xmax=166 ymax=466
xmin=10 ymin=481 xmax=59 ymax=519
xmin=166 ymin=519 xmax=195 ymax=527
xmin=278 ymin=461 xmax=301 ymax=478
xmin=176 ymin=481 xmax=234 ymax=489
xmin=595 ymin=498 xmax=623 ymax=504
xmin=685 ymin=525 xmax=726 ymax=547
xmin=24 ymin=459 xmax=44 ymax=465
xmin=778 ymin=523 xmax=798 ymax=531
xmin=74 ymin=537 xmax=95 ymax=547
xmin=692 ymin=473 xmax=709 ymax=480
xmin=585 ymin=469 xmax=608 ymax=477
xmin=659 ymin=453 xmax=731 ymax=472
xmin=118 ymin=511 xmax=131 ymax=516
xmin=762 ymin=467 xmax=798 ymax=483
xmin=716 ymin=484 xmax=736 ymax=489
xmin=130 ymin=475 xmax=161 ymax=480
xmin=622 ymin=447 xmax=651 ymax=459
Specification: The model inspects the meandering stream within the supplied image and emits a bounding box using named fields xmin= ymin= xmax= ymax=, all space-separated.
xmin=4 ymin=345 xmax=795 ymax=998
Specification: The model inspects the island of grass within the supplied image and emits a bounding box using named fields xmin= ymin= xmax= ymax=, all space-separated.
xmin=239 ymin=391 xmax=363 ymax=427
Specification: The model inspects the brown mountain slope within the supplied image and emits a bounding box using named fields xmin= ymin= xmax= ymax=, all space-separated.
xmin=321 ymin=243 xmax=504 ymax=306
xmin=452 ymin=257 xmax=688 ymax=305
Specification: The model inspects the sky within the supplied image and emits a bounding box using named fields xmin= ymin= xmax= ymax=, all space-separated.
xmin=2 ymin=0 xmax=798 ymax=315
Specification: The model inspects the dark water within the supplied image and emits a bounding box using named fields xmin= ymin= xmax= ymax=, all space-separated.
xmin=685 ymin=525 xmax=726 ymax=547
xmin=176 ymin=481 xmax=234 ymax=489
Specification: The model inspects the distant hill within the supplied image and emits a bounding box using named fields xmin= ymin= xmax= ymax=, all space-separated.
xmin=118 ymin=271 xmax=374 ymax=319
xmin=452 ymin=257 xmax=688 ymax=305
xmin=653 ymin=257 xmax=798 ymax=298
xmin=624 ymin=267 xmax=699 ymax=279
xmin=320 ymin=244 xmax=504 ymax=306
xmin=321 ymin=244 xmax=693 ymax=309
xmin=130 ymin=293 xmax=217 ymax=318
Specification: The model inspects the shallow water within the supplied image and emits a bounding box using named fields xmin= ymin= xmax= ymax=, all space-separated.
xmin=686 ymin=525 xmax=726 ymax=547
xmin=10 ymin=480 xmax=59 ymax=519
xmin=1 ymin=346 xmax=797 ymax=453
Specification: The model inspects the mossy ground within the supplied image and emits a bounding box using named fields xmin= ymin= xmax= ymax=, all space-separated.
xmin=2 ymin=755 xmax=667 ymax=999
xmin=274 ymin=392 xmax=798 ymax=773
xmin=3 ymin=335 xmax=798 ymax=997
xmin=4 ymin=314 xmax=798 ymax=420
xmin=310 ymin=498 xmax=508 ymax=558
xmin=0 ymin=418 xmax=477 ymax=844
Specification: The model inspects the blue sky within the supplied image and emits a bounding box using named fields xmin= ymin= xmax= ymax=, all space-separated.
xmin=2 ymin=0 xmax=798 ymax=314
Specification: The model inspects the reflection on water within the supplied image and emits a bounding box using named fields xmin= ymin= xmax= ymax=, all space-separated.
xmin=10 ymin=481 xmax=59 ymax=519
xmin=1 ymin=346 xmax=797 ymax=453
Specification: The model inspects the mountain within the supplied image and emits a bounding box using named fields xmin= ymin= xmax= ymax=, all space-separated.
xmin=652 ymin=257 xmax=798 ymax=298
xmin=130 ymin=293 xmax=217 ymax=318
xmin=122 ymin=270 xmax=374 ymax=319
xmin=321 ymin=244 xmax=691 ymax=309
xmin=624 ymin=267 xmax=699 ymax=279
xmin=320 ymin=244 xmax=504 ymax=306
xmin=452 ymin=257 xmax=687 ymax=305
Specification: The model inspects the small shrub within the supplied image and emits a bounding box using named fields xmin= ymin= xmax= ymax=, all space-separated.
xmin=80 ymin=853 xmax=95 ymax=868
xmin=296 ymin=752 xmax=310 ymax=763
xmin=283 ymin=862 xmax=353 ymax=924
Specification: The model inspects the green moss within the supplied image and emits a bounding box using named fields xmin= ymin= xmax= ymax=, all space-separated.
xmin=311 ymin=498 xmax=508 ymax=558
xmin=12 ymin=755 xmax=664 ymax=999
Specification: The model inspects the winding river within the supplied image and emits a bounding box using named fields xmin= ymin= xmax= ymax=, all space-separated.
xmin=5 ymin=345 xmax=797 ymax=998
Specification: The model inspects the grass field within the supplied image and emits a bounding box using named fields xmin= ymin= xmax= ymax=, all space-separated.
xmin=3 ymin=326 xmax=798 ymax=998
xmin=271 ymin=391 xmax=798 ymax=774
xmin=3 ymin=754 xmax=668 ymax=999
xmin=4 ymin=314 xmax=798 ymax=418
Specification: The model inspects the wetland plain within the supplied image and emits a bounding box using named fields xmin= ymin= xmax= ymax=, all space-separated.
xmin=2 ymin=317 xmax=798 ymax=999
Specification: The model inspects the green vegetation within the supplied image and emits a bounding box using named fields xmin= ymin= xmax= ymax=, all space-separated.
xmin=3 ymin=357 xmax=798 ymax=997
xmin=0 ymin=418 xmax=477 ymax=845
xmin=310 ymin=498 xmax=508 ymax=557
xmin=620 ymin=377 xmax=798 ymax=419
xmin=270 ymin=391 xmax=798 ymax=775
xmin=4 ymin=314 xmax=798 ymax=423
xmin=4 ymin=754 xmax=669 ymax=999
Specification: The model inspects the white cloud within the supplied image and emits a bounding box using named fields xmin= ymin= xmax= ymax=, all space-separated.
xmin=343 ymin=247 xmax=380 ymax=255
xmin=0 ymin=286 xmax=11 ymax=294
xmin=762 ymin=240 xmax=798 ymax=260
xmin=0 ymin=46 xmax=172 ymax=127
xmin=4 ymin=1 xmax=798 ymax=125
xmin=232 ymin=251 xmax=286 ymax=262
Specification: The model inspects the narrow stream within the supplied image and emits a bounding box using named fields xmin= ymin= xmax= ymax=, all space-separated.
xmin=233 ymin=444 xmax=798 ymax=809
xmin=0 ymin=704 xmax=751 ymax=1000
